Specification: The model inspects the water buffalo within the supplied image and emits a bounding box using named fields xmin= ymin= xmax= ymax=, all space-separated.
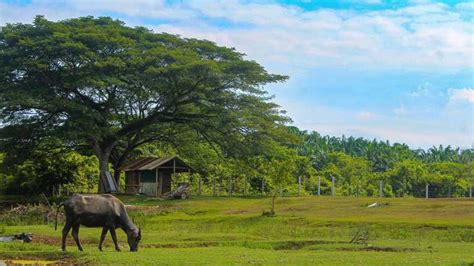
xmin=55 ymin=194 xmax=141 ymax=252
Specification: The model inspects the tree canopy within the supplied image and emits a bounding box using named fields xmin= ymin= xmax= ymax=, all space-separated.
xmin=0 ymin=16 xmax=288 ymax=191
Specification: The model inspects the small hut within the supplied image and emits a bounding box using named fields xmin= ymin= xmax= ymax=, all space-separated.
xmin=121 ymin=156 xmax=193 ymax=196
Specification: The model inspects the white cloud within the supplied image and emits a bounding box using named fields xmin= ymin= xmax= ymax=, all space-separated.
xmin=358 ymin=111 xmax=378 ymax=119
xmin=448 ymin=88 xmax=474 ymax=104
xmin=455 ymin=1 xmax=474 ymax=11
xmin=393 ymin=105 xmax=408 ymax=115
xmin=0 ymin=0 xmax=472 ymax=71
xmin=407 ymin=82 xmax=433 ymax=97
xmin=281 ymin=99 xmax=472 ymax=149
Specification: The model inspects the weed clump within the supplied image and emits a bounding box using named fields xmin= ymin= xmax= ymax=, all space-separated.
xmin=262 ymin=210 xmax=275 ymax=217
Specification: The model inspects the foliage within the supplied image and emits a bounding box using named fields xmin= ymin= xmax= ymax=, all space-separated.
xmin=0 ymin=140 xmax=98 ymax=195
xmin=0 ymin=16 xmax=288 ymax=191
xmin=291 ymin=128 xmax=473 ymax=198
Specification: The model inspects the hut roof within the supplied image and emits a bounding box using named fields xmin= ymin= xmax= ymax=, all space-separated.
xmin=120 ymin=156 xmax=193 ymax=171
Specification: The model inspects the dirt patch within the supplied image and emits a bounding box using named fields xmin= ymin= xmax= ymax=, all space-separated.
xmin=34 ymin=235 xmax=95 ymax=246
xmin=338 ymin=246 xmax=419 ymax=252
xmin=142 ymin=241 xmax=220 ymax=249
xmin=224 ymin=209 xmax=248 ymax=215
xmin=0 ymin=253 xmax=78 ymax=266
xmin=417 ymin=225 xmax=448 ymax=230
xmin=272 ymin=240 xmax=337 ymax=250
xmin=284 ymin=206 xmax=310 ymax=212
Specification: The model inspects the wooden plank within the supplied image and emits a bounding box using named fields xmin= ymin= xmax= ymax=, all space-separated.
xmin=105 ymin=171 xmax=118 ymax=192
xmin=155 ymin=168 xmax=158 ymax=197
xmin=141 ymin=182 xmax=156 ymax=196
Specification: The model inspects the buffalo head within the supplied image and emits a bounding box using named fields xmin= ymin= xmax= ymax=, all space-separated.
xmin=127 ymin=228 xmax=141 ymax=252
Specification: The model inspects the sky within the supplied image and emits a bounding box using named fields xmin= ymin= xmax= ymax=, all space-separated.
xmin=0 ymin=0 xmax=473 ymax=149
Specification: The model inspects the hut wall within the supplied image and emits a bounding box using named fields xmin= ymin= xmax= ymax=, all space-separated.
xmin=140 ymin=170 xmax=157 ymax=195
xmin=125 ymin=171 xmax=140 ymax=194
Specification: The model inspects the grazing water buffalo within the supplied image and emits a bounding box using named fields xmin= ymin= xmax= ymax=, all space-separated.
xmin=55 ymin=194 xmax=141 ymax=252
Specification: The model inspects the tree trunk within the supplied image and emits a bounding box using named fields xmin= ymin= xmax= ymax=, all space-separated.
xmin=113 ymin=167 xmax=122 ymax=186
xmin=110 ymin=145 xmax=135 ymax=186
xmin=271 ymin=192 xmax=277 ymax=214
xmin=98 ymin=154 xmax=110 ymax=193
xmin=93 ymin=140 xmax=115 ymax=193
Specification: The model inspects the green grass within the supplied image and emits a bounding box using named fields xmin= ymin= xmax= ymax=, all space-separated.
xmin=1 ymin=196 xmax=473 ymax=265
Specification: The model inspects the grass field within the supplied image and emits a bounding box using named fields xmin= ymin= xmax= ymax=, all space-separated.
xmin=0 ymin=196 xmax=473 ymax=265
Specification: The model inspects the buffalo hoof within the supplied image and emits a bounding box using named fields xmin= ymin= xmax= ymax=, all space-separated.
xmin=115 ymin=248 xmax=121 ymax=252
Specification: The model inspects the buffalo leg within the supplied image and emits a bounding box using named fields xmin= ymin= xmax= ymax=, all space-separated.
xmin=61 ymin=222 xmax=72 ymax=251
xmin=109 ymin=227 xmax=121 ymax=251
xmin=99 ymin=227 xmax=108 ymax=251
xmin=72 ymin=225 xmax=83 ymax=251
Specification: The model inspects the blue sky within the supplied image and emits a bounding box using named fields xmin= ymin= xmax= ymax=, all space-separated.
xmin=0 ymin=0 xmax=473 ymax=148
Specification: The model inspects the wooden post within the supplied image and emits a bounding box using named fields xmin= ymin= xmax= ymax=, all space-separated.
xmin=298 ymin=176 xmax=302 ymax=196
xmin=261 ymin=179 xmax=265 ymax=194
xmin=158 ymin=172 xmax=163 ymax=196
xmin=448 ymin=185 xmax=451 ymax=198
xmin=425 ymin=184 xmax=429 ymax=199
xmin=331 ymin=176 xmax=335 ymax=196
xmin=227 ymin=177 xmax=232 ymax=197
xmin=380 ymin=180 xmax=384 ymax=198
xmin=155 ymin=169 xmax=159 ymax=197
xmin=317 ymin=176 xmax=321 ymax=196
xmin=469 ymin=185 xmax=472 ymax=198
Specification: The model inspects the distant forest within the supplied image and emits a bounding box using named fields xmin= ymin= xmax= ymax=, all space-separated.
xmin=1 ymin=125 xmax=472 ymax=198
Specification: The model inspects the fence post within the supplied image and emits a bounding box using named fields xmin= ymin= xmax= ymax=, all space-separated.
xmin=332 ymin=176 xmax=335 ymax=196
xmin=261 ymin=179 xmax=265 ymax=194
xmin=425 ymin=184 xmax=429 ymax=199
xmin=469 ymin=185 xmax=472 ymax=198
xmin=380 ymin=180 xmax=384 ymax=198
xmin=317 ymin=176 xmax=321 ymax=196
xmin=298 ymin=176 xmax=302 ymax=196
xmin=227 ymin=176 xmax=232 ymax=197
xmin=448 ymin=185 xmax=451 ymax=198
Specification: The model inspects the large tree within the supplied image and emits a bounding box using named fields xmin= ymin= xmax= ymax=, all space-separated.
xmin=0 ymin=16 xmax=287 ymax=191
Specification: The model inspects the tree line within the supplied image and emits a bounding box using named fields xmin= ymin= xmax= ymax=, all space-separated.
xmin=0 ymin=16 xmax=472 ymax=198
xmin=1 ymin=126 xmax=472 ymax=198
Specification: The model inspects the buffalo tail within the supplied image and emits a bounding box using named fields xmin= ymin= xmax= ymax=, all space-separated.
xmin=54 ymin=202 xmax=64 ymax=231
